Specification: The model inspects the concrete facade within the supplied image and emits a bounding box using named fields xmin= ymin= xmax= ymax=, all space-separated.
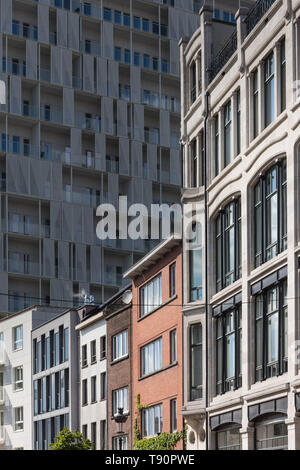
xmin=0 ymin=0 xmax=203 ymax=316
xmin=76 ymin=305 xmax=107 ymax=450
xmin=0 ymin=305 xmax=65 ymax=449
xmin=180 ymin=0 xmax=300 ymax=450
xmin=31 ymin=307 xmax=80 ymax=449
xmin=124 ymin=237 xmax=183 ymax=449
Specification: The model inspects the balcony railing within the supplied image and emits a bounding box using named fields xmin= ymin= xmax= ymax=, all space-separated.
xmin=3 ymin=215 xmax=50 ymax=238
xmin=49 ymin=31 xmax=57 ymax=45
xmin=245 ymin=0 xmax=277 ymax=36
xmin=12 ymin=21 xmax=38 ymax=40
xmin=38 ymin=67 xmax=51 ymax=83
xmin=23 ymin=102 xmax=39 ymax=119
xmin=75 ymin=114 xmax=101 ymax=132
xmin=1 ymin=140 xmax=40 ymax=159
xmin=64 ymin=187 xmax=101 ymax=208
xmin=8 ymin=293 xmax=35 ymax=313
xmin=208 ymin=30 xmax=238 ymax=83
xmin=72 ymin=1 xmax=101 ymax=19
xmin=40 ymin=106 xmax=63 ymax=124
xmin=79 ymin=40 xmax=101 ymax=56
xmin=104 ymin=271 xmax=128 ymax=287
xmin=3 ymin=58 xmax=27 ymax=77
xmin=7 ymin=257 xmax=40 ymax=276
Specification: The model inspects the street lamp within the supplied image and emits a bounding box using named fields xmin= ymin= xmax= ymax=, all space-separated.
xmin=114 ymin=408 xmax=128 ymax=450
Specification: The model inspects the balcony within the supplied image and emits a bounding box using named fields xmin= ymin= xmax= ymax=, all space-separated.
xmin=64 ymin=186 xmax=101 ymax=208
xmin=72 ymin=1 xmax=101 ymax=19
xmin=75 ymin=113 xmax=101 ymax=132
xmin=72 ymin=75 xmax=82 ymax=90
xmin=49 ymin=31 xmax=57 ymax=45
xmin=79 ymin=40 xmax=101 ymax=56
xmin=103 ymin=270 xmax=128 ymax=287
xmin=3 ymin=215 xmax=50 ymax=238
xmin=142 ymin=90 xmax=159 ymax=108
xmin=7 ymin=256 xmax=40 ymax=277
xmin=12 ymin=21 xmax=38 ymax=40
xmin=38 ymin=67 xmax=51 ymax=83
xmin=208 ymin=30 xmax=238 ymax=83
xmin=23 ymin=102 xmax=39 ymax=119
xmin=245 ymin=0 xmax=277 ymax=37
xmin=102 ymin=238 xmax=132 ymax=251
xmin=106 ymin=158 xmax=119 ymax=174
xmin=3 ymin=58 xmax=27 ymax=78
xmin=2 ymin=139 xmax=40 ymax=159
xmin=40 ymin=105 xmax=63 ymax=124
xmin=8 ymin=293 xmax=35 ymax=313
xmin=144 ymin=128 xmax=159 ymax=145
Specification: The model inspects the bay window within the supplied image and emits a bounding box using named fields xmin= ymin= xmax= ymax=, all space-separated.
xmin=254 ymin=160 xmax=287 ymax=268
xmin=216 ymin=305 xmax=242 ymax=395
xmin=216 ymin=198 xmax=241 ymax=292
xmin=255 ymin=279 xmax=288 ymax=382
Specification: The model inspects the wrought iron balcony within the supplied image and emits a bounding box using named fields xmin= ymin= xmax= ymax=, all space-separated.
xmin=245 ymin=0 xmax=277 ymax=37
xmin=208 ymin=30 xmax=237 ymax=83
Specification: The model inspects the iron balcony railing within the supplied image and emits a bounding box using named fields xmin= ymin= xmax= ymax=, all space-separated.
xmin=208 ymin=30 xmax=238 ymax=83
xmin=245 ymin=0 xmax=277 ymax=37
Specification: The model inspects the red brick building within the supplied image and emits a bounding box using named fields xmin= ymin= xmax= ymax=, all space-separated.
xmin=124 ymin=237 xmax=183 ymax=448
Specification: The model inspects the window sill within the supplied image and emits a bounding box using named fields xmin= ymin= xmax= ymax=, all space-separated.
xmin=90 ymin=360 xmax=97 ymax=365
xmin=138 ymin=295 xmax=178 ymax=323
xmin=139 ymin=361 xmax=178 ymax=382
xmin=110 ymin=412 xmax=130 ymax=421
xmin=110 ymin=354 xmax=129 ymax=366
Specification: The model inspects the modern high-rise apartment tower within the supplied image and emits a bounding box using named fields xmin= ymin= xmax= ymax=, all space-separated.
xmin=0 ymin=0 xmax=205 ymax=314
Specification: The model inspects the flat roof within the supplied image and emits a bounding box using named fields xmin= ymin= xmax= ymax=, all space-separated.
xmin=123 ymin=236 xmax=181 ymax=279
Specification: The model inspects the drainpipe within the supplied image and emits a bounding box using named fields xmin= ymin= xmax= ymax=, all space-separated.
xmin=204 ymin=91 xmax=210 ymax=451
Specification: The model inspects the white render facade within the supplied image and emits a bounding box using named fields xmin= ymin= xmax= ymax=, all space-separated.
xmin=180 ymin=0 xmax=300 ymax=451
xmin=0 ymin=305 xmax=65 ymax=450
xmin=0 ymin=0 xmax=203 ymax=316
xmin=76 ymin=307 xmax=107 ymax=450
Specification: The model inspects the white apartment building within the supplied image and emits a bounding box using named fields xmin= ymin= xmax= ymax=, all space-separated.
xmin=0 ymin=0 xmax=202 ymax=316
xmin=0 ymin=305 xmax=65 ymax=449
xmin=180 ymin=0 xmax=300 ymax=450
xmin=76 ymin=305 xmax=107 ymax=450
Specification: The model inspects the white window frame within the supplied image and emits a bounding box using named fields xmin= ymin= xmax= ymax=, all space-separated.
xmin=113 ymin=387 xmax=129 ymax=415
xmin=14 ymin=407 xmax=24 ymax=431
xmin=112 ymin=330 xmax=128 ymax=361
xmin=14 ymin=366 xmax=23 ymax=391
xmin=13 ymin=325 xmax=23 ymax=351
xmin=141 ymin=337 xmax=163 ymax=377
xmin=140 ymin=275 xmax=162 ymax=318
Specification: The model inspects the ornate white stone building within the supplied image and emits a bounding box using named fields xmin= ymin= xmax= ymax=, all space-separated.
xmin=180 ymin=0 xmax=300 ymax=450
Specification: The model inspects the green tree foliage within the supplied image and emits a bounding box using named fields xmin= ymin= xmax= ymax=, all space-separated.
xmin=49 ymin=427 xmax=93 ymax=450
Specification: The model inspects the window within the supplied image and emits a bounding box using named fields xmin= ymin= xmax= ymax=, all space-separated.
xmin=114 ymin=47 xmax=121 ymax=62
xmin=0 ymin=411 xmax=3 ymax=440
xmin=14 ymin=407 xmax=23 ymax=431
xmin=255 ymin=417 xmax=288 ymax=450
xmin=189 ymin=222 xmax=203 ymax=302
xmin=236 ymin=90 xmax=241 ymax=155
xmin=82 ymin=379 xmax=88 ymax=406
xmin=64 ymin=328 xmax=69 ymax=362
xmin=133 ymin=16 xmax=140 ymax=29
xmin=142 ymin=404 xmax=162 ymax=438
xmin=100 ymin=372 xmax=106 ymax=400
xmin=224 ymin=101 xmax=232 ymax=167
xmin=142 ymin=18 xmax=149 ymax=32
xmin=134 ymin=52 xmax=140 ymax=66
xmin=113 ymin=435 xmax=128 ymax=450
xmin=14 ymin=366 xmax=23 ymax=391
xmin=100 ymin=336 xmax=106 ymax=360
xmin=82 ymin=344 xmax=87 ymax=367
xmin=255 ymin=280 xmax=287 ymax=382
xmin=169 ymin=263 xmax=176 ymax=297
xmin=103 ymin=7 xmax=111 ymax=21
xmin=191 ymin=139 xmax=197 ymax=187
xmin=253 ymin=69 xmax=259 ymax=139
xmin=141 ymin=338 xmax=162 ymax=377
xmin=216 ymin=306 xmax=242 ymax=395
xmin=82 ymin=424 xmax=87 ymax=440
xmin=91 ymin=422 xmax=96 ymax=449
xmin=13 ymin=325 xmax=23 ymax=351
xmin=124 ymin=49 xmax=131 ymax=65
xmin=55 ymin=332 xmax=59 ymax=366
xmin=216 ymin=198 xmax=241 ymax=292
xmin=0 ymin=372 xmax=3 ymax=401
xmin=90 ymin=340 xmax=96 ymax=364
xmin=143 ymin=54 xmax=150 ymax=69
xmin=91 ymin=376 xmax=97 ymax=403
xmin=0 ymin=332 xmax=3 ymax=364
xmin=100 ymin=420 xmax=106 ymax=450
xmin=123 ymin=13 xmax=130 ymax=27
xmin=264 ymin=53 xmax=275 ymax=127
xmin=191 ymin=62 xmax=196 ymax=103
xmin=112 ymin=330 xmax=128 ymax=361
xmin=113 ymin=387 xmax=128 ymax=415
xmin=140 ymin=275 xmax=162 ymax=317
xmin=170 ymin=330 xmax=177 ymax=364
xmin=215 ymin=115 xmax=219 ymax=176
xmin=114 ymin=10 xmax=121 ymax=24
xmin=153 ymin=57 xmax=159 ymax=71
xmin=254 ymin=161 xmax=287 ymax=268
xmin=280 ymin=39 xmax=286 ymax=112
xmin=170 ymin=399 xmax=177 ymax=433
xmin=190 ymin=323 xmax=202 ymax=400
xmin=216 ymin=425 xmax=241 ymax=450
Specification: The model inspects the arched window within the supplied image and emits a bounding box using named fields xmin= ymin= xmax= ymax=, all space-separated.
xmin=254 ymin=160 xmax=287 ymax=268
xmin=216 ymin=424 xmax=242 ymax=450
xmin=190 ymin=323 xmax=202 ymax=401
xmin=216 ymin=198 xmax=241 ymax=292
xmin=255 ymin=415 xmax=288 ymax=450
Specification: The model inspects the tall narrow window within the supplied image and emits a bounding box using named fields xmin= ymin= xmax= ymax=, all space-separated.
xmin=82 ymin=344 xmax=87 ymax=367
xmin=100 ymin=336 xmax=106 ymax=360
xmin=191 ymin=139 xmax=197 ymax=187
xmin=264 ymin=53 xmax=275 ymax=127
xmin=169 ymin=263 xmax=176 ymax=297
xmin=13 ymin=325 xmax=23 ymax=351
xmin=82 ymin=379 xmax=88 ymax=406
xmin=215 ymin=115 xmax=219 ymax=176
xmin=255 ymin=279 xmax=288 ymax=381
xmin=112 ymin=330 xmax=128 ymax=361
xmin=280 ymin=38 xmax=286 ymax=112
xmin=253 ymin=69 xmax=259 ymax=139
xmin=170 ymin=330 xmax=177 ymax=364
xmin=100 ymin=372 xmax=106 ymax=400
xmin=236 ymin=90 xmax=241 ymax=155
xmin=90 ymin=340 xmax=96 ymax=364
xmin=170 ymin=399 xmax=177 ymax=433
xmin=91 ymin=376 xmax=97 ymax=403
xmin=216 ymin=199 xmax=241 ymax=292
xmin=224 ymin=101 xmax=232 ymax=167
xmin=254 ymin=160 xmax=287 ymax=268
xmin=216 ymin=306 xmax=242 ymax=395
xmin=190 ymin=323 xmax=202 ymax=400
xmin=191 ymin=62 xmax=196 ymax=103
xmin=189 ymin=222 xmax=202 ymax=302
